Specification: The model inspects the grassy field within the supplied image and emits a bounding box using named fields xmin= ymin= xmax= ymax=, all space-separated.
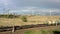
xmin=24 ymin=29 xmax=60 ymax=34
xmin=0 ymin=16 xmax=60 ymax=26
xmin=24 ymin=30 xmax=52 ymax=34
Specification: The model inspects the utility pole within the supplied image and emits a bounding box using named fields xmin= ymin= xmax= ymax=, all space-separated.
xmin=56 ymin=18 xmax=58 ymax=26
xmin=6 ymin=8 xmax=15 ymax=34
xmin=12 ymin=10 xmax=15 ymax=34
xmin=56 ymin=21 xmax=57 ymax=26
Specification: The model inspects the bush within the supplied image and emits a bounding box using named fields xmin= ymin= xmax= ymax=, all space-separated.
xmin=0 ymin=14 xmax=19 ymax=18
xmin=44 ymin=21 xmax=49 ymax=26
xmin=7 ymin=14 xmax=19 ymax=18
xmin=21 ymin=16 xmax=27 ymax=22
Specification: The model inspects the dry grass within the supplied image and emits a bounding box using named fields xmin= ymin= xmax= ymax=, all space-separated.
xmin=0 ymin=16 xmax=60 ymax=26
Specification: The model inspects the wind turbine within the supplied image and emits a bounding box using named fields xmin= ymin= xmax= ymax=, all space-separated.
xmin=50 ymin=9 xmax=52 ymax=16
xmin=50 ymin=9 xmax=57 ymax=26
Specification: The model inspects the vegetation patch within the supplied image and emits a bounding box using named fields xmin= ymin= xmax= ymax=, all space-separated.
xmin=24 ymin=29 xmax=60 ymax=34
xmin=21 ymin=16 xmax=27 ymax=22
xmin=24 ymin=30 xmax=34 ymax=34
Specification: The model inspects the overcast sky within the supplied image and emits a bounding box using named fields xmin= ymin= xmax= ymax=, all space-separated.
xmin=0 ymin=0 xmax=60 ymax=14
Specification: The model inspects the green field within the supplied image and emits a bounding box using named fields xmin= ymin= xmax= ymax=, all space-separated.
xmin=24 ymin=29 xmax=60 ymax=34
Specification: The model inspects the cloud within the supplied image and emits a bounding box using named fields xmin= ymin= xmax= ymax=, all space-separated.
xmin=0 ymin=0 xmax=60 ymax=11
xmin=49 ymin=0 xmax=60 ymax=2
xmin=8 ymin=7 xmax=60 ymax=14
xmin=27 ymin=0 xmax=60 ymax=2
xmin=0 ymin=6 xmax=59 ymax=15
xmin=0 ymin=0 xmax=12 ymax=6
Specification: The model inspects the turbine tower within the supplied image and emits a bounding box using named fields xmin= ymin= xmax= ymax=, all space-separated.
xmin=50 ymin=9 xmax=51 ymax=16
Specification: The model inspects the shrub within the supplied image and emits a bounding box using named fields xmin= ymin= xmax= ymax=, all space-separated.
xmin=0 ymin=14 xmax=19 ymax=18
xmin=21 ymin=16 xmax=27 ymax=22
xmin=7 ymin=14 xmax=19 ymax=18
xmin=44 ymin=21 xmax=49 ymax=26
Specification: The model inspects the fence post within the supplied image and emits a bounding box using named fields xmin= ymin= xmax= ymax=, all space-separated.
xmin=56 ymin=21 xmax=57 ymax=26
xmin=12 ymin=26 xmax=15 ymax=34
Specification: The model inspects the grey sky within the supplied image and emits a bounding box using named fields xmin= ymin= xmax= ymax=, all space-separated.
xmin=0 ymin=0 xmax=60 ymax=14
